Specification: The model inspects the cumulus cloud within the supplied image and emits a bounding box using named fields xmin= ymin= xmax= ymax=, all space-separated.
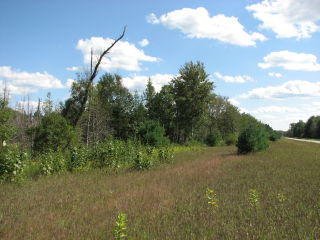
xmin=240 ymin=80 xmax=320 ymax=99
xmin=66 ymin=79 xmax=75 ymax=88
xmin=249 ymin=103 xmax=320 ymax=130
xmin=228 ymin=98 xmax=240 ymax=106
xmin=268 ymin=72 xmax=282 ymax=78
xmin=122 ymin=73 xmax=175 ymax=93
xmin=147 ymin=7 xmax=267 ymax=46
xmin=139 ymin=38 xmax=149 ymax=47
xmin=259 ymin=51 xmax=320 ymax=71
xmin=75 ymin=37 xmax=159 ymax=72
xmin=247 ymin=0 xmax=320 ymax=39
xmin=214 ymin=72 xmax=253 ymax=83
xmin=0 ymin=66 xmax=64 ymax=95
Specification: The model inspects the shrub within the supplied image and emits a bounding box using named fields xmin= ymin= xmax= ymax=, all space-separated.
xmin=236 ymin=125 xmax=269 ymax=154
xmin=133 ymin=151 xmax=153 ymax=170
xmin=0 ymin=146 xmax=28 ymax=182
xmin=66 ymin=146 xmax=90 ymax=171
xmin=32 ymin=151 xmax=67 ymax=176
xmin=137 ymin=120 xmax=170 ymax=147
xmin=30 ymin=112 xmax=77 ymax=153
xmin=158 ymin=148 xmax=174 ymax=164
xmin=206 ymin=131 xmax=222 ymax=147
xmin=224 ymin=134 xmax=237 ymax=146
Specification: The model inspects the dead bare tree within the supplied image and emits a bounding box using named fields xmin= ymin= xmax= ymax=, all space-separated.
xmin=70 ymin=26 xmax=126 ymax=127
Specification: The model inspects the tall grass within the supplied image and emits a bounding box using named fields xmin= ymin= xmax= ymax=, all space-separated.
xmin=0 ymin=139 xmax=319 ymax=239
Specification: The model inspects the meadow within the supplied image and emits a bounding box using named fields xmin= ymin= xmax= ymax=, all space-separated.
xmin=0 ymin=138 xmax=319 ymax=239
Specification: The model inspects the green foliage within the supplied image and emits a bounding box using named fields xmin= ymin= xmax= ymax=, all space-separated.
xmin=206 ymin=131 xmax=222 ymax=147
xmin=158 ymin=148 xmax=174 ymax=164
xmin=248 ymin=189 xmax=260 ymax=208
xmin=147 ymin=84 xmax=176 ymax=141
xmin=0 ymin=98 xmax=15 ymax=145
xmin=224 ymin=134 xmax=237 ymax=146
xmin=133 ymin=150 xmax=153 ymax=170
xmin=172 ymin=61 xmax=214 ymax=142
xmin=62 ymin=72 xmax=90 ymax=126
xmin=114 ymin=212 xmax=127 ymax=240
xmin=206 ymin=188 xmax=219 ymax=210
xmin=97 ymin=73 xmax=136 ymax=140
xmin=0 ymin=146 xmax=28 ymax=182
xmin=31 ymin=112 xmax=77 ymax=153
xmin=137 ymin=120 xmax=170 ymax=147
xmin=264 ymin=124 xmax=281 ymax=141
xmin=66 ymin=146 xmax=90 ymax=171
xmin=237 ymin=125 xmax=269 ymax=154
xmin=303 ymin=116 xmax=320 ymax=139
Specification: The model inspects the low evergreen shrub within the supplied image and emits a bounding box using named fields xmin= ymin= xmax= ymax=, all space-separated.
xmin=236 ymin=125 xmax=269 ymax=154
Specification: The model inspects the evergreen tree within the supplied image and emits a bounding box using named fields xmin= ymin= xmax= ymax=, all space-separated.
xmin=143 ymin=77 xmax=156 ymax=117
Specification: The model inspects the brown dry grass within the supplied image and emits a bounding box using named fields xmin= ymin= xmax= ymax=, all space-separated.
xmin=1 ymin=140 xmax=320 ymax=239
xmin=0 ymin=146 xmax=239 ymax=240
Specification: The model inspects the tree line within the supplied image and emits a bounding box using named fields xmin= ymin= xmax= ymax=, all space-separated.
xmin=286 ymin=116 xmax=320 ymax=139
xmin=0 ymin=61 xmax=281 ymax=182
xmin=1 ymin=61 xmax=280 ymax=151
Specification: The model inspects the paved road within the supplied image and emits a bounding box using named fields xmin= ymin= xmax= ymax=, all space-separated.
xmin=285 ymin=137 xmax=320 ymax=144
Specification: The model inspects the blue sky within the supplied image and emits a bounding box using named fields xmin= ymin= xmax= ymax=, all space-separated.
xmin=1 ymin=0 xmax=320 ymax=130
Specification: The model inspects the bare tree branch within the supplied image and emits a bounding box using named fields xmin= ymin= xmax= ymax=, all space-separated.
xmin=72 ymin=26 xmax=126 ymax=126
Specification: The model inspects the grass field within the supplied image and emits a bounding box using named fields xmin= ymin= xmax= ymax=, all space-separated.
xmin=1 ymin=139 xmax=320 ymax=239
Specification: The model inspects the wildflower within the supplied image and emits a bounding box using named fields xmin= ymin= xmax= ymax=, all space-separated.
xmin=206 ymin=188 xmax=219 ymax=209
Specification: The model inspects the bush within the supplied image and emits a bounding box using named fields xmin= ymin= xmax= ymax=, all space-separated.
xmin=158 ymin=148 xmax=174 ymax=164
xmin=224 ymin=134 xmax=237 ymax=146
xmin=137 ymin=120 xmax=170 ymax=147
xmin=236 ymin=125 xmax=269 ymax=154
xmin=269 ymin=132 xmax=281 ymax=141
xmin=30 ymin=112 xmax=77 ymax=153
xmin=66 ymin=146 xmax=90 ymax=171
xmin=132 ymin=146 xmax=159 ymax=170
xmin=31 ymin=151 xmax=67 ymax=176
xmin=206 ymin=131 xmax=222 ymax=147
xmin=0 ymin=146 xmax=28 ymax=182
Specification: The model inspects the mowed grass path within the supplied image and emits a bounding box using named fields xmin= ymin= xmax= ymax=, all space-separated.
xmin=1 ymin=139 xmax=320 ymax=239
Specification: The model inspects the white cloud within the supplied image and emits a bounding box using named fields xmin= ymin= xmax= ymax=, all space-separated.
xmin=66 ymin=79 xmax=75 ymax=88
xmin=239 ymin=107 xmax=249 ymax=114
xmin=0 ymin=66 xmax=64 ymax=95
xmin=147 ymin=7 xmax=267 ymax=46
xmin=139 ymin=38 xmax=149 ymax=47
xmin=122 ymin=73 xmax=175 ymax=93
xmin=214 ymin=72 xmax=253 ymax=83
xmin=146 ymin=13 xmax=160 ymax=24
xmin=240 ymin=80 xmax=320 ymax=99
xmin=249 ymin=103 xmax=320 ymax=130
xmin=66 ymin=66 xmax=81 ymax=71
xmin=312 ymin=101 xmax=320 ymax=107
xmin=259 ymin=51 xmax=320 ymax=71
xmin=268 ymin=72 xmax=282 ymax=78
xmin=75 ymin=37 xmax=159 ymax=72
xmin=228 ymin=98 xmax=240 ymax=106
xmin=247 ymin=0 xmax=320 ymax=39
xmin=251 ymin=106 xmax=299 ymax=114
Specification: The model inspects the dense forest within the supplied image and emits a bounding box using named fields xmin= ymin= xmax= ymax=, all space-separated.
xmin=0 ymin=61 xmax=280 ymax=182
xmin=286 ymin=116 xmax=320 ymax=139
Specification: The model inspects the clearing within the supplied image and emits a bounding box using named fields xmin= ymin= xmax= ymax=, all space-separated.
xmin=0 ymin=139 xmax=319 ymax=239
